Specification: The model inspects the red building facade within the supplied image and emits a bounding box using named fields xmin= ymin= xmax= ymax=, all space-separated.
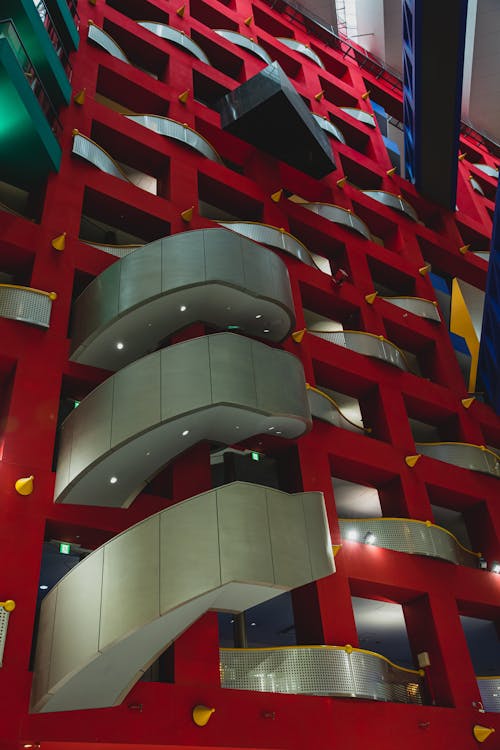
xmin=1 ymin=0 xmax=500 ymax=748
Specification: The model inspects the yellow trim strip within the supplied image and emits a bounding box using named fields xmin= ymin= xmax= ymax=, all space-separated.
xmin=339 ymin=517 xmax=481 ymax=557
xmin=416 ymin=441 xmax=500 ymax=462
xmin=82 ymin=240 xmax=142 ymax=250
xmin=306 ymin=383 xmax=369 ymax=432
xmin=300 ymin=202 xmax=372 ymax=239
xmin=308 ymin=327 xmax=411 ymax=370
xmin=124 ymin=113 xmax=224 ymax=162
xmin=0 ymin=283 xmax=56 ymax=300
xmin=220 ymin=644 xmax=423 ymax=676
xmin=477 ymin=676 xmax=500 ymax=681
xmin=73 ymin=132 xmax=135 ymax=184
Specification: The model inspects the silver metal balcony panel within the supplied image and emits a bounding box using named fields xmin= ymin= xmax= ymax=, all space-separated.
xmin=217 ymin=221 xmax=315 ymax=267
xmin=32 ymin=482 xmax=334 ymax=713
xmin=340 ymin=107 xmax=376 ymax=127
xmin=381 ymin=296 xmax=441 ymax=322
xmin=362 ymin=191 xmax=419 ymax=221
xmin=70 ymin=228 xmax=296 ymax=369
xmin=125 ymin=115 xmax=222 ymax=163
xmin=478 ymin=678 xmax=500 ymax=712
xmin=221 ymin=647 xmax=423 ymax=704
xmin=0 ymin=286 xmax=54 ymax=328
xmin=311 ymin=113 xmax=346 ymax=144
xmin=309 ymin=329 xmax=408 ymax=371
xmin=138 ymin=22 xmax=210 ymax=64
xmin=214 ymin=29 xmax=272 ymax=64
xmin=277 ymin=37 xmax=325 ymax=68
xmin=72 ymin=134 xmax=128 ymax=182
xmin=416 ymin=443 xmax=500 ymax=478
xmin=301 ymin=203 xmax=372 ymax=240
xmin=88 ymin=24 xmax=129 ymax=63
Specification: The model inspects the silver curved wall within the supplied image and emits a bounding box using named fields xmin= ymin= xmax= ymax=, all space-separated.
xmin=338 ymin=518 xmax=479 ymax=567
xmin=362 ymin=191 xmax=419 ymax=222
xmin=277 ymin=38 xmax=325 ymax=68
xmin=70 ymin=228 xmax=296 ymax=369
xmin=72 ymin=134 xmax=128 ymax=182
xmin=125 ymin=115 xmax=222 ymax=163
xmin=32 ymin=482 xmax=334 ymax=713
xmin=88 ymin=23 xmax=129 ymax=63
xmin=301 ymin=203 xmax=372 ymax=240
xmin=416 ymin=443 xmax=500 ymax=478
xmin=214 ymin=30 xmax=272 ymax=64
xmin=55 ymin=333 xmax=311 ymax=507
xmin=340 ymin=107 xmax=376 ymax=127
xmin=381 ymin=296 xmax=441 ymax=322
xmin=220 ymin=646 xmax=423 ymax=704
xmin=309 ymin=329 xmax=408 ymax=371
xmin=0 ymin=286 xmax=54 ymax=328
xmin=473 ymin=164 xmax=498 ymax=179
xmin=478 ymin=677 xmax=500 ymax=712
xmin=311 ymin=113 xmax=346 ymax=144
xmin=217 ymin=221 xmax=314 ymax=267
xmin=138 ymin=22 xmax=210 ymax=63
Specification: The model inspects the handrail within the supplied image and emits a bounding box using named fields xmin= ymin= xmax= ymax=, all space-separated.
xmin=0 ymin=19 xmax=62 ymax=141
xmin=124 ymin=114 xmax=223 ymax=163
xmin=0 ymin=283 xmax=57 ymax=300
xmin=220 ymin=643 xmax=423 ymax=676
xmin=277 ymin=37 xmax=325 ymax=68
xmin=305 ymin=327 xmax=411 ymax=370
xmin=306 ymin=383 xmax=369 ymax=432
xmin=361 ymin=190 xmax=419 ymax=221
xmin=32 ymin=0 xmax=72 ymax=78
xmin=340 ymin=516 xmax=480 ymax=558
xmin=72 ymin=131 xmax=135 ymax=184
xmin=416 ymin=441 xmax=499 ymax=462
xmin=137 ymin=21 xmax=210 ymax=64
xmin=377 ymin=295 xmax=441 ymax=322
xmin=213 ymin=29 xmax=272 ymax=64
xmin=300 ymin=202 xmax=372 ymax=240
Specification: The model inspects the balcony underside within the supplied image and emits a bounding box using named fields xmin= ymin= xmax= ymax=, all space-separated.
xmin=0 ymin=39 xmax=61 ymax=186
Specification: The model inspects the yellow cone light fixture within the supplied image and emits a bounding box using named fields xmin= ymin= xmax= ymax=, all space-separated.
xmin=192 ymin=705 xmax=215 ymax=727
xmin=15 ymin=475 xmax=34 ymax=496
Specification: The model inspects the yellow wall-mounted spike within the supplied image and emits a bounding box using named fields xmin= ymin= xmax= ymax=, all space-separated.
xmin=244 ymin=15 xmax=253 ymax=26
xmin=405 ymin=455 xmax=422 ymax=468
xmin=473 ymin=725 xmax=495 ymax=743
xmin=314 ymin=90 xmax=325 ymax=102
xmin=88 ymin=0 xmax=96 ymax=5
xmin=292 ymin=329 xmax=306 ymax=343
xmin=386 ymin=166 xmax=397 ymax=176
xmin=180 ymin=206 xmax=194 ymax=222
xmin=459 ymin=244 xmax=470 ymax=255
xmin=176 ymin=4 xmax=186 ymax=16
xmin=0 ymin=600 xmax=15 ymax=612
xmin=332 ymin=544 xmax=342 ymax=557
xmin=178 ymin=89 xmax=190 ymax=104
xmin=15 ymin=475 xmax=34 ymax=496
xmin=192 ymin=705 xmax=215 ymax=727
xmin=271 ymin=189 xmax=283 ymax=203
xmin=361 ymin=90 xmax=371 ymax=100
xmin=336 ymin=176 xmax=348 ymax=188
xmin=461 ymin=397 xmax=476 ymax=409
xmin=51 ymin=232 xmax=66 ymax=252
xmin=458 ymin=152 xmax=467 ymax=161
xmin=73 ymin=88 xmax=86 ymax=105
xmin=419 ymin=263 xmax=432 ymax=276
xmin=365 ymin=292 xmax=378 ymax=305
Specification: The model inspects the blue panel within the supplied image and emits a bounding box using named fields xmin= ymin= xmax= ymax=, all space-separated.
xmin=478 ymin=181 xmax=500 ymax=414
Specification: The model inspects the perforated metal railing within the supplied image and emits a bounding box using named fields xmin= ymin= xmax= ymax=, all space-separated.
xmin=339 ymin=518 xmax=480 ymax=568
xmin=478 ymin=677 xmax=500 ymax=712
xmin=0 ymin=285 xmax=56 ymax=328
xmin=307 ymin=329 xmax=409 ymax=371
xmin=220 ymin=646 xmax=424 ymax=704
xmin=214 ymin=29 xmax=272 ymax=64
xmin=416 ymin=442 xmax=500 ymax=479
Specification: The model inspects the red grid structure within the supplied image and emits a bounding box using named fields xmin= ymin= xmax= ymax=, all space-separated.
xmin=0 ymin=0 xmax=499 ymax=748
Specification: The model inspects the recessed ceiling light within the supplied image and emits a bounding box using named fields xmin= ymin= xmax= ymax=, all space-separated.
xmin=110 ymin=476 xmax=118 ymax=484
xmin=250 ymin=622 xmax=256 ymax=626
xmin=180 ymin=305 xmax=187 ymax=312
xmin=181 ymin=429 xmax=190 ymax=436
xmin=255 ymin=314 xmax=262 ymax=319
xmin=39 ymin=585 xmax=49 ymax=590
xmin=263 ymin=329 xmax=270 ymax=333
xmin=268 ymin=427 xmax=275 ymax=431
xmin=116 ymin=342 xmax=124 ymax=350
xmin=235 ymin=425 xmax=240 ymax=429
xmin=276 ymin=431 xmax=282 ymax=435
xmin=347 ymin=529 xmax=359 ymax=541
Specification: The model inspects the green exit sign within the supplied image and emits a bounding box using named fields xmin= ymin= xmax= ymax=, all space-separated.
xmin=59 ymin=542 xmax=71 ymax=555
xmin=251 ymin=452 xmax=260 ymax=461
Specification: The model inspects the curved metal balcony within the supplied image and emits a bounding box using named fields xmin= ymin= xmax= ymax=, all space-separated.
xmin=473 ymin=164 xmax=499 ymax=180
xmin=339 ymin=107 xmax=376 ymax=128
xmin=379 ymin=296 xmax=441 ymax=322
xmin=81 ymin=240 xmax=142 ymax=258
xmin=138 ymin=22 xmax=210 ymax=63
xmin=70 ymin=228 xmax=295 ymax=369
xmin=0 ymin=284 xmax=56 ymax=328
xmin=469 ymin=177 xmax=484 ymax=195
xmin=339 ymin=517 xmax=480 ymax=567
xmin=124 ymin=115 xmax=222 ymax=163
xmin=213 ymin=29 xmax=272 ymax=64
xmin=478 ymin=677 xmax=500 ymax=712
xmin=217 ymin=221 xmax=323 ymax=270
xmin=473 ymin=252 xmax=490 ymax=263
xmin=88 ymin=22 xmax=130 ymax=64
xmin=415 ymin=442 xmax=500 ymax=479
xmin=277 ymin=37 xmax=325 ymax=68
xmin=362 ymin=191 xmax=419 ymax=221
xmin=72 ymin=132 xmax=131 ymax=184
xmin=220 ymin=645 xmax=424 ymax=704
xmin=54 ymin=333 xmax=311 ymax=508
xmin=32 ymin=482 xmax=333 ymax=713
xmin=306 ymin=328 xmax=408 ymax=371
xmin=300 ymin=203 xmax=372 ymax=240
xmin=307 ymin=384 xmax=367 ymax=433
xmin=311 ymin=113 xmax=346 ymax=145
